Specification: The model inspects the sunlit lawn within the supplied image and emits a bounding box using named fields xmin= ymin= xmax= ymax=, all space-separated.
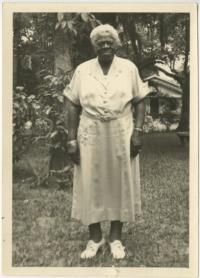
xmin=12 ymin=132 xmax=189 ymax=267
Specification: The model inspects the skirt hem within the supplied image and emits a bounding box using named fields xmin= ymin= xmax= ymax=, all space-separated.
xmin=71 ymin=206 xmax=142 ymax=226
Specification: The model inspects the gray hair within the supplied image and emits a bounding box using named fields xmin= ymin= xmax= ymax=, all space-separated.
xmin=90 ymin=24 xmax=120 ymax=47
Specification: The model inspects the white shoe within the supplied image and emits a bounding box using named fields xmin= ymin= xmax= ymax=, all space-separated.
xmin=80 ymin=238 xmax=106 ymax=259
xmin=109 ymin=240 xmax=126 ymax=259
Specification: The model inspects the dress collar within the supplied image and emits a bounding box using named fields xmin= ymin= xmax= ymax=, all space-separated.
xmin=89 ymin=55 xmax=122 ymax=87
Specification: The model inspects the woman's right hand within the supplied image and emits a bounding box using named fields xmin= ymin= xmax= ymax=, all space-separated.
xmin=67 ymin=140 xmax=80 ymax=165
xmin=130 ymin=130 xmax=143 ymax=158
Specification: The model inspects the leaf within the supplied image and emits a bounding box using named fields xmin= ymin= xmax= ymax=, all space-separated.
xmin=55 ymin=22 xmax=60 ymax=30
xmin=57 ymin=13 xmax=64 ymax=22
xmin=13 ymin=103 xmax=20 ymax=109
xmin=46 ymin=107 xmax=52 ymax=115
xmin=44 ymin=75 xmax=54 ymax=80
xmin=89 ymin=14 xmax=95 ymax=19
xmin=54 ymin=142 xmax=61 ymax=149
xmin=57 ymin=95 xmax=64 ymax=103
xmin=67 ymin=20 xmax=77 ymax=36
xmin=32 ymin=103 xmax=40 ymax=110
xmin=71 ymin=28 xmax=77 ymax=36
xmin=51 ymin=77 xmax=58 ymax=84
xmin=89 ymin=19 xmax=96 ymax=29
xmin=58 ymin=126 xmax=68 ymax=134
xmin=96 ymin=19 xmax=102 ymax=25
xmin=56 ymin=120 xmax=63 ymax=125
xmin=24 ymin=121 xmax=32 ymax=130
xmin=27 ymin=95 xmax=35 ymax=102
xmin=22 ymin=101 xmax=28 ymax=110
xmin=15 ymin=86 xmax=24 ymax=91
xmin=43 ymin=92 xmax=52 ymax=97
xmin=50 ymin=131 xmax=58 ymax=138
xmin=67 ymin=20 xmax=73 ymax=30
xmin=81 ymin=13 xmax=89 ymax=22
xmin=61 ymin=20 xmax=67 ymax=29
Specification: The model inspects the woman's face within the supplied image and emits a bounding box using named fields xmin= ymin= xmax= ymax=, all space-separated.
xmin=94 ymin=34 xmax=116 ymax=64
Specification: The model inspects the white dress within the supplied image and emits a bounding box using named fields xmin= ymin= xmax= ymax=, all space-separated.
xmin=63 ymin=55 xmax=149 ymax=225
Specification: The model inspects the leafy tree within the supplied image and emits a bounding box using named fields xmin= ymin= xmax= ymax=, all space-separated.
xmin=13 ymin=12 xmax=101 ymax=183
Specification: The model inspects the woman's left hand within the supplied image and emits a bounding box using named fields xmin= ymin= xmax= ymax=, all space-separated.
xmin=67 ymin=140 xmax=80 ymax=165
xmin=130 ymin=130 xmax=143 ymax=158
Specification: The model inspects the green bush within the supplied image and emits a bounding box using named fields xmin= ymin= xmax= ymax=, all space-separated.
xmin=13 ymin=87 xmax=39 ymax=162
xmin=13 ymin=71 xmax=72 ymax=185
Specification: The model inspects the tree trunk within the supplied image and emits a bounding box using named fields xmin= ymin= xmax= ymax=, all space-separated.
xmin=13 ymin=49 xmax=18 ymax=88
xmin=183 ymin=19 xmax=190 ymax=73
xmin=150 ymin=98 xmax=159 ymax=119
xmin=177 ymin=18 xmax=190 ymax=132
xmin=54 ymin=13 xmax=73 ymax=75
xmin=159 ymin=15 xmax=165 ymax=52
xmin=13 ymin=14 xmax=21 ymax=88
xmin=121 ymin=15 xmax=142 ymax=66
xmin=128 ymin=16 xmax=142 ymax=66
xmin=177 ymin=72 xmax=189 ymax=132
xmin=50 ymin=13 xmax=73 ymax=171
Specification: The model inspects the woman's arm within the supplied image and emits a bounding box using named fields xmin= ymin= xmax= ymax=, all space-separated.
xmin=65 ymin=98 xmax=81 ymax=164
xmin=66 ymin=99 xmax=81 ymax=141
xmin=130 ymin=99 xmax=146 ymax=158
xmin=134 ymin=99 xmax=145 ymax=129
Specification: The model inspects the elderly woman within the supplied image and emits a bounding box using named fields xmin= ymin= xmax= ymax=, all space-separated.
xmin=64 ymin=24 xmax=149 ymax=259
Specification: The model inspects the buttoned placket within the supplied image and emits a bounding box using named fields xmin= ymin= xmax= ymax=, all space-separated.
xmin=88 ymin=56 xmax=123 ymax=120
xmin=100 ymin=78 xmax=110 ymax=117
xmin=102 ymin=78 xmax=108 ymax=104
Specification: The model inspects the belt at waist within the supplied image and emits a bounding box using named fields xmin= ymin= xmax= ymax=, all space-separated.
xmin=81 ymin=109 xmax=131 ymax=122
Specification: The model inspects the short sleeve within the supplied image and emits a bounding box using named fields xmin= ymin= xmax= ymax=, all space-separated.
xmin=63 ymin=68 xmax=81 ymax=106
xmin=131 ymin=64 xmax=150 ymax=103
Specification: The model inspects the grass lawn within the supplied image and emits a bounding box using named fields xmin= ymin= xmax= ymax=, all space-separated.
xmin=12 ymin=132 xmax=189 ymax=267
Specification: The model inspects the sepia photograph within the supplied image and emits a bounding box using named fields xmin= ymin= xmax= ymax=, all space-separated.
xmin=2 ymin=2 xmax=198 ymax=277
